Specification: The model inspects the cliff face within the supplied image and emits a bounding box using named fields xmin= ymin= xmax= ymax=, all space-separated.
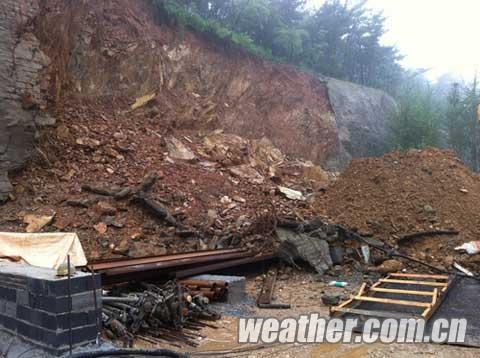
xmin=0 ymin=0 xmax=52 ymax=202
xmin=0 ymin=0 xmax=396 ymax=199
xmin=326 ymin=78 xmax=397 ymax=168
xmin=34 ymin=0 xmax=340 ymax=163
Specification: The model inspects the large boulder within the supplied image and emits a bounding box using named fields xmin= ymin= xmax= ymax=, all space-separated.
xmin=326 ymin=78 xmax=397 ymax=169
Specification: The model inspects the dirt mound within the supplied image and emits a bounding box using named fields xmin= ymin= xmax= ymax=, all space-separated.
xmin=0 ymin=102 xmax=328 ymax=261
xmin=316 ymin=148 xmax=480 ymax=270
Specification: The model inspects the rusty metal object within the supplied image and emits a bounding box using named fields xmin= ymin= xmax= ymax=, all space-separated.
xmin=90 ymin=249 xmax=256 ymax=285
xmin=102 ymin=281 xmax=220 ymax=347
xmin=175 ymin=254 xmax=278 ymax=279
xmin=257 ymin=269 xmax=291 ymax=309
xmin=257 ymin=270 xmax=277 ymax=306
xmin=180 ymin=279 xmax=229 ymax=301
xmin=180 ymin=279 xmax=229 ymax=289
xmin=258 ymin=303 xmax=292 ymax=309
xmin=88 ymin=249 xmax=247 ymax=271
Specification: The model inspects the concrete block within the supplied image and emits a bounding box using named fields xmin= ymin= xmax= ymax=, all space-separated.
xmin=4 ymin=301 xmax=16 ymax=317
xmin=0 ymin=263 xmax=101 ymax=354
xmin=0 ymin=313 xmax=17 ymax=332
xmin=0 ymin=286 xmax=16 ymax=302
xmin=16 ymin=289 xmax=29 ymax=306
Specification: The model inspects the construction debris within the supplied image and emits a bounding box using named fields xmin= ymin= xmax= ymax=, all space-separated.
xmin=455 ymin=241 xmax=480 ymax=255
xmin=87 ymin=249 xmax=274 ymax=285
xmin=331 ymin=273 xmax=454 ymax=321
xmin=257 ymin=270 xmax=291 ymax=309
xmin=276 ymin=227 xmax=333 ymax=274
xmin=179 ymin=278 xmax=228 ymax=301
xmin=102 ymin=281 xmax=220 ymax=347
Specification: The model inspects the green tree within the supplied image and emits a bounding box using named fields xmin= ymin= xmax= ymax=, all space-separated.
xmin=391 ymin=78 xmax=442 ymax=150
xmin=151 ymin=0 xmax=404 ymax=93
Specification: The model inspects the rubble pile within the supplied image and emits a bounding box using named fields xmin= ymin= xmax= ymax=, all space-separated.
xmin=316 ymin=148 xmax=480 ymax=271
xmin=0 ymin=103 xmax=329 ymax=260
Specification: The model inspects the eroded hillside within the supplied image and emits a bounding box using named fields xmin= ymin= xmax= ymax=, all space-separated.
xmin=0 ymin=0 xmax=396 ymax=258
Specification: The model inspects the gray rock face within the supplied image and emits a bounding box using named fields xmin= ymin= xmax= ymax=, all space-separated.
xmin=0 ymin=0 xmax=51 ymax=201
xmin=326 ymin=78 xmax=398 ymax=169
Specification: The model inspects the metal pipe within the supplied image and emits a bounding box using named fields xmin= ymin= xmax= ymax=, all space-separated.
xmin=175 ymin=254 xmax=278 ymax=279
xmin=102 ymin=296 xmax=141 ymax=304
xmin=102 ymin=251 xmax=253 ymax=276
xmin=180 ymin=280 xmax=228 ymax=289
xmin=88 ymin=249 xmax=247 ymax=271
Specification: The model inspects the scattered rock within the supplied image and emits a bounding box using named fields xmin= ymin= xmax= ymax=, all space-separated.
xmin=229 ymin=165 xmax=264 ymax=184
xmin=131 ymin=93 xmax=156 ymax=110
xmin=76 ymin=137 xmax=101 ymax=149
xmin=321 ymin=294 xmax=341 ymax=306
xmin=220 ymin=196 xmax=232 ymax=205
xmin=166 ymin=137 xmax=196 ymax=161
xmin=278 ymin=186 xmax=306 ymax=201
xmin=303 ymin=164 xmax=330 ymax=188
xmin=250 ymin=137 xmax=285 ymax=168
xmin=23 ymin=213 xmax=55 ymax=233
xmin=129 ymin=242 xmax=167 ymax=258
xmin=94 ymin=222 xmax=108 ymax=235
xmin=53 ymin=216 xmax=72 ymax=230
xmin=277 ymin=228 xmax=332 ymax=274
xmin=372 ymin=259 xmax=404 ymax=274
xmin=94 ymin=201 xmax=117 ymax=216
xmin=232 ymin=195 xmax=246 ymax=204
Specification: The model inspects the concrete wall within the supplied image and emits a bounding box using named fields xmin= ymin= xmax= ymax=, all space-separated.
xmin=0 ymin=0 xmax=52 ymax=202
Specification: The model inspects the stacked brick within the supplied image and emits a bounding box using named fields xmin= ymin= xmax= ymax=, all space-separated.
xmin=0 ymin=263 xmax=101 ymax=355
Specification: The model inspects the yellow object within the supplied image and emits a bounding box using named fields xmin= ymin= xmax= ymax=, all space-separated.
xmin=131 ymin=93 xmax=156 ymax=110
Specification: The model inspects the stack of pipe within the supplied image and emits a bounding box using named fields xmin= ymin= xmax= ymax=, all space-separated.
xmin=86 ymin=249 xmax=278 ymax=284
xmin=179 ymin=279 xmax=228 ymax=301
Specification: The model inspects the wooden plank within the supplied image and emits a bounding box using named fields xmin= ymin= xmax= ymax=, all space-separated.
xmin=422 ymin=288 xmax=439 ymax=320
xmin=357 ymin=283 xmax=367 ymax=296
xmin=370 ymin=287 xmax=435 ymax=296
xmin=379 ymin=279 xmax=448 ymax=287
xmin=390 ymin=273 xmax=449 ymax=280
xmin=331 ymin=283 xmax=367 ymax=314
xmin=333 ymin=296 xmax=355 ymax=310
xmin=332 ymin=307 xmax=417 ymax=320
xmin=353 ymin=296 xmax=431 ymax=308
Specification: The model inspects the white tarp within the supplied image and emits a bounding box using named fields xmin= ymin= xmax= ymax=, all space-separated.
xmin=0 ymin=232 xmax=87 ymax=269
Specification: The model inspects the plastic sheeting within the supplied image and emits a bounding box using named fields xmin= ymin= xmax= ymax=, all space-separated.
xmin=0 ymin=232 xmax=87 ymax=269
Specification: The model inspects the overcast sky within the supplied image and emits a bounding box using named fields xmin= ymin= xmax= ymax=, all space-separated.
xmin=307 ymin=0 xmax=480 ymax=82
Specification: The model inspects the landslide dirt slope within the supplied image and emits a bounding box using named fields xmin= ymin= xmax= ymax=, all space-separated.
xmin=34 ymin=0 xmax=341 ymax=165
xmin=0 ymin=0 xmax=398 ymax=261
xmin=316 ymin=148 xmax=480 ymax=269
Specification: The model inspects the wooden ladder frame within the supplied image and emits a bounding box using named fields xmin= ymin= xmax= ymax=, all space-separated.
xmin=331 ymin=273 xmax=453 ymax=321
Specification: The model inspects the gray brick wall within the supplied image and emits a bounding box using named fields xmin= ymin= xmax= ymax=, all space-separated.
xmin=0 ymin=263 xmax=101 ymax=356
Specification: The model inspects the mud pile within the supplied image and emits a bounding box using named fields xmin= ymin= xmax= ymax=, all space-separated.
xmin=317 ymin=148 xmax=480 ymax=270
xmin=0 ymin=101 xmax=330 ymax=260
